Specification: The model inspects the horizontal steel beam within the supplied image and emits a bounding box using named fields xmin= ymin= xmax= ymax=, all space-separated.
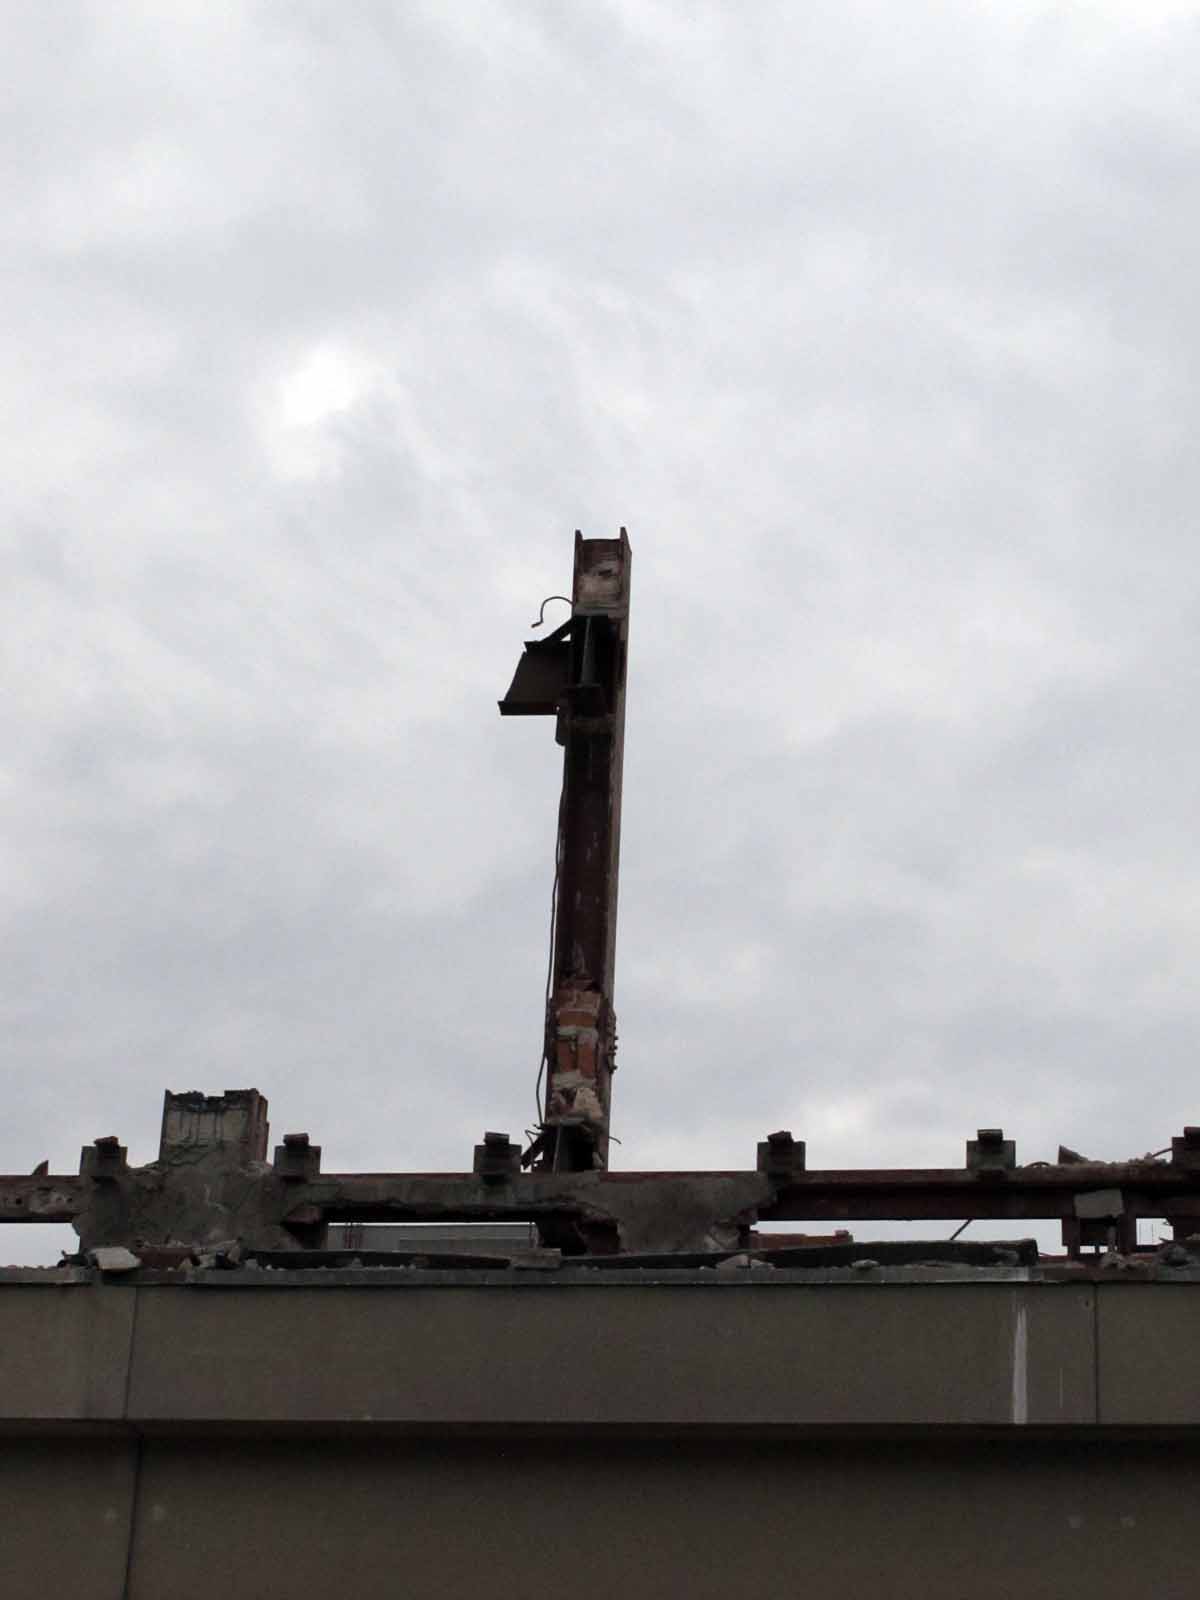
xmin=3 ymin=1161 xmax=1196 ymax=1255
xmin=763 ymin=1164 xmax=1200 ymax=1223
xmin=309 ymin=1162 xmax=1200 ymax=1221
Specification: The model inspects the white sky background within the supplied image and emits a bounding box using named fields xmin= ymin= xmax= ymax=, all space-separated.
xmin=5 ymin=1 xmax=1200 ymax=1260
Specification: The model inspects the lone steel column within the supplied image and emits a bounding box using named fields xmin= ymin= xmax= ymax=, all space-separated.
xmin=499 ymin=530 xmax=631 ymax=1171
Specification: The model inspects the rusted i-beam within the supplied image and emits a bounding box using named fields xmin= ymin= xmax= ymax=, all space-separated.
xmin=6 ymin=1093 xmax=1200 ymax=1258
xmin=499 ymin=530 xmax=632 ymax=1171
xmin=12 ymin=1155 xmax=1200 ymax=1257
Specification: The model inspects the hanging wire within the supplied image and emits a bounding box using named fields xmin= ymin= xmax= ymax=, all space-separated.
xmin=535 ymin=766 xmax=568 ymax=1125
xmin=530 ymin=595 xmax=572 ymax=629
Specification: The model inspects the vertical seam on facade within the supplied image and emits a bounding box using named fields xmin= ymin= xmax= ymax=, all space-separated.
xmin=120 ymin=1284 xmax=139 ymax=1418
xmin=121 ymin=1433 xmax=144 ymax=1600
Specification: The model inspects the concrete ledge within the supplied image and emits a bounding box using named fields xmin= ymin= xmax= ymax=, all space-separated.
xmin=0 ymin=1281 xmax=133 ymax=1423
xmin=0 ymin=1439 xmax=134 ymax=1598
xmin=0 ymin=1274 xmax=1103 ymax=1432
xmin=6 ymin=1273 xmax=1200 ymax=1434
xmin=127 ymin=1280 xmax=1094 ymax=1429
xmin=1098 ymin=1285 xmax=1200 ymax=1424
xmin=3 ymin=1275 xmax=1199 ymax=1598
xmin=3 ymin=1433 xmax=1200 ymax=1598
xmin=121 ymin=1438 xmax=1200 ymax=1600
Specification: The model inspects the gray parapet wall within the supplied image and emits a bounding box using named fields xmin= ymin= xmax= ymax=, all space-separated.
xmin=2 ymin=1269 xmax=1199 ymax=1598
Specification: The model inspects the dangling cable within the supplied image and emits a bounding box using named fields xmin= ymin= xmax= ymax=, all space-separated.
xmin=530 ymin=595 xmax=572 ymax=629
xmin=535 ymin=765 xmax=567 ymax=1125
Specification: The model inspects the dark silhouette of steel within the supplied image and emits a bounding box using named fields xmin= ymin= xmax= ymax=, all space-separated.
xmin=500 ymin=529 xmax=632 ymax=1171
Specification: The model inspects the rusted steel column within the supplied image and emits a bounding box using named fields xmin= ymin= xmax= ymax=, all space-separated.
xmin=500 ymin=530 xmax=632 ymax=1171
xmin=547 ymin=532 xmax=631 ymax=1171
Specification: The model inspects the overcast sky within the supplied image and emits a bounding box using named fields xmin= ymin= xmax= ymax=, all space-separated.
xmin=5 ymin=1 xmax=1200 ymax=1260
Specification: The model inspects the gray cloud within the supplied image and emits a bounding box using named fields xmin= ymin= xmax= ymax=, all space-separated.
xmin=5 ymin=1 xmax=1200 ymax=1261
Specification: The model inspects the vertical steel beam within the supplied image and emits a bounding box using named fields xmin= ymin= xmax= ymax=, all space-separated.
xmin=547 ymin=531 xmax=631 ymax=1170
xmin=499 ymin=530 xmax=632 ymax=1171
